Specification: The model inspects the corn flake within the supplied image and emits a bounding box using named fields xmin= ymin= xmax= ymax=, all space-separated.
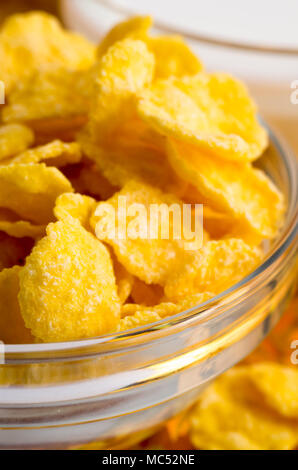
xmin=0 ymin=266 xmax=33 ymax=344
xmin=0 ymin=124 xmax=34 ymax=161
xmin=131 ymin=278 xmax=164 ymax=306
xmin=138 ymin=73 xmax=268 ymax=163
xmin=0 ymin=12 xmax=95 ymax=93
xmin=79 ymin=129 xmax=183 ymax=195
xmin=148 ymin=36 xmax=203 ymax=80
xmin=167 ymin=139 xmax=284 ymax=238
xmin=97 ymin=16 xmax=152 ymax=57
xmin=165 ymin=239 xmax=261 ymax=299
xmin=54 ymin=192 xmax=97 ymax=230
xmin=247 ymin=363 xmax=298 ymax=418
xmin=6 ymin=140 xmax=82 ymax=168
xmin=120 ymin=302 xmax=176 ymax=331
xmin=0 ymin=219 xmax=45 ymax=239
xmin=27 ymin=115 xmax=87 ymax=145
xmin=89 ymin=38 xmax=154 ymax=145
xmin=0 ymin=232 xmax=34 ymax=271
xmin=111 ymin=253 xmax=134 ymax=304
xmin=90 ymin=180 xmax=199 ymax=285
xmin=18 ymin=219 xmax=121 ymax=342
xmin=0 ymin=13 xmax=287 ymax=345
xmin=62 ymin=159 xmax=117 ymax=200
xmin=190 ymin=364 xmax=298 ymax=450
xmin=0 ymin=163 xmax=73 ymax=225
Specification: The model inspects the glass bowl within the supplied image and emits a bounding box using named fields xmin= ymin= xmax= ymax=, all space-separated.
xmin=0 ymin=122 xmax=297 ymax=449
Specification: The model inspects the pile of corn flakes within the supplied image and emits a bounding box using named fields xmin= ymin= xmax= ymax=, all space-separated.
xmin=0 ymin=12 xmax=286 ymax=344
xmin=0 ymin=10 xmax=296 ymax=452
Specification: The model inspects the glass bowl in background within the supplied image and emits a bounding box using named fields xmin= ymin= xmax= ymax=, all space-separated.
xmin=61 ymin=0 xmax=298 ymax=154
xmin=0 ymin=123 xmax=297 ymax=449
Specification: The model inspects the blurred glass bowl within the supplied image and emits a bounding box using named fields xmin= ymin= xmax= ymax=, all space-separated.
xmin=61 ymin=0 xmax=298 ymax=152
xmin=0 ymin=123 xmax=297 ymax=449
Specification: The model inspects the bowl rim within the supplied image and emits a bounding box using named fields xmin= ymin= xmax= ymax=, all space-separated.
xmin=3 ymin=121 xmax=298 ymax=357
xmin=96 ymin=0 xmax=298 ymax=56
